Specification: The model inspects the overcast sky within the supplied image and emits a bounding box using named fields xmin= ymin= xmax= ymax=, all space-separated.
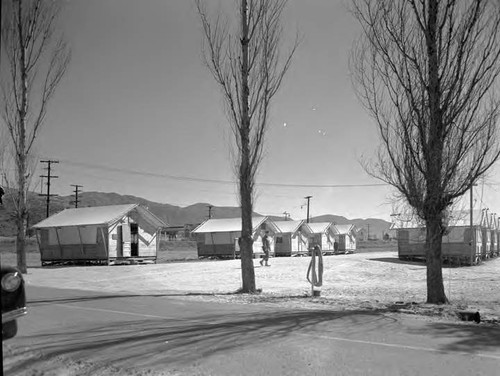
xmin=26 ymin=0 xmax=500 ymax=221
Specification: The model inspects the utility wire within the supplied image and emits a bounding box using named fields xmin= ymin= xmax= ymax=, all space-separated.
xmin=56 ymin=158 xmax=388 ymax=188
xmin=58 ymin=159 xmax=235 ymax=184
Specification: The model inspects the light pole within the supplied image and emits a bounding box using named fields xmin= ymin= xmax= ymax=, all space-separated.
xmin=304 ymin=196 xmax=312 ymax=223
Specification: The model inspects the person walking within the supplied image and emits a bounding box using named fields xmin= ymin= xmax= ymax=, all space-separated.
xmin=260 ymin=231 xmax=271 ymax=266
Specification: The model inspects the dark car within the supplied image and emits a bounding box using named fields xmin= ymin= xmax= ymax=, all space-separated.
xmin=1 ymin=265 xmax=27 ymax=340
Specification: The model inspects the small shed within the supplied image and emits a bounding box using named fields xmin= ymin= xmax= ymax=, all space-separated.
xmin=390 ymin=218 xmax=426 ymax=260
xmin=489 ymin=213 xmax=498 ymax=257
xmin=479 ymin=210 xmax=491 ymax=259
xmin=495 ymin=215 xmax=500 ymax=256
xmin=334 ymin=224 xmax=357 ymax=253
xmin=495 ymin=216 xmax=500 ymax=256
xmin=191 ymin=216 xmax=279 ymax=259
xmin=32 ymin=204 xmax=166 ymax=266
xmin=161 ymin=225 xmax=196 ymax=241
xmin=392 ymin=210 xmax=484 ymax=265
xmin=307 ymin=222 xmax=338 ymax=253
xmin=273 ymin=220 xmax=312 ymax=257
xmin=445 ymin=210 xmax=484 ymax=264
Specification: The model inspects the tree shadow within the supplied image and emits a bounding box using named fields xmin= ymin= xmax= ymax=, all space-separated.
xmin=409 ymin=321 xmax=500 ymax=354
xmin=28 ymin=292 xmax=227 ymax=306
xmin=369 ymin=257 xmax=480 ymax=269
xmin=28 ymin=291 xmax=243 ymax=306
xmin=7 ymin=309 xmax=387 ymax=373
xmin=369 ymin=257 xmax=426 ymax=266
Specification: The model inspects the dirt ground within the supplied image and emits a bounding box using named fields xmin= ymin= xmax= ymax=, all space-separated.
xmin=13 ymin=250 xmax=500 ymax=322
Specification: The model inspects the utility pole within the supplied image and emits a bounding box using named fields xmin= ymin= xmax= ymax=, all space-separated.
xmin=39 ymin=160 xmax=59 ymax=218
xmin=304 ymin=196 xmax=312 ymax=223
xmin=470 ymin=180 xmax=477 ymax=264
xmin=367 ymin=224 xmax=370 ymax=240
xmin=207 ymin=205 xmax=213 ymax=219
xmin=70 ymin=184 xmax=83 ymax=208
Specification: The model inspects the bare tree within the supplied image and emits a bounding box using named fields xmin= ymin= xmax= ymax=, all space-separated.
xmin=351 ymin=0 xmax=500 ymax=303
xmin=1 ymin=0 xmax=71 ymax=273
xmin=0 ymin=121 xmax=8 ymax=184
xmin=196 ymin=0 xmax=298 ymax=292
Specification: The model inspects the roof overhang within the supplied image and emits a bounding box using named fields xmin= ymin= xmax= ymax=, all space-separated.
xmin=192 ymin=216 xmax=279 ymax=234
xmin=32 ymin=204 xmax=166 ymax=234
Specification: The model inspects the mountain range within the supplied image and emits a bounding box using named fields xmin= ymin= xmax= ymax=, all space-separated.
xmin=0 ymin=189 xmax=391 ymax=238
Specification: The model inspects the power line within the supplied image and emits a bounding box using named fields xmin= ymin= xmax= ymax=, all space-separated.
xmin=59 ymin=159 xmax=235 ymax=185
xmin=58 ymin=165 xmax=240 ymax=197
xmin=261 ymin=182 xmax=387 ymax=188
xmin=57 ymin=158 xmax=389 ymax=188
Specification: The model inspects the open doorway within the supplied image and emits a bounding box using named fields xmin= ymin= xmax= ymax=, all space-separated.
xmin=130 ymin=223 xmax=139 ymax=257
xmin=116 ymin=225 xmax=123 ymax=258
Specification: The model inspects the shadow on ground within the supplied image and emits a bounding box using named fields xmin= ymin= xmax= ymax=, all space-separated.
xmin=409 ymin=321 xmax=500 ymax=354
xmin=6 ymin=308 xmax=389 ymax=373
xmin=369 ymin=257 xmax=426 ymax=266
xmin=26 ymin=285 xmax=243 ymax=307
xmin=369 ymin=257 xmax=495 ymax=269
xmin=28 ymin=292 xmax=234 ymax=306
xmin=7 ymin=295 xmax=500 ymax=374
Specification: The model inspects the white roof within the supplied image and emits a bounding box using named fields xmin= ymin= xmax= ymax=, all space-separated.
xmin=274 ymin=220 xmax=310 ymax=234
xmin=335 ymin=224 xmax=356 ymax=235
xmin=32 ymin=204 xmax=166 ymax=229
xmin=307 ymin=222 xmax=337 ymax=234
xmin=192 ymin=216 xmax=275 ymax=233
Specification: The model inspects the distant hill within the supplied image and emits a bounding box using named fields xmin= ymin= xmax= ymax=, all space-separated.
xmin=75 ymin=192 xmax=265 ymax=225
xmin=0 ymin=190 xmax=257 ymax=236
xmin=0 ymin=189 xmax=391 ymax=238
xmin=0 ymin=188 xmax=68 ymax=237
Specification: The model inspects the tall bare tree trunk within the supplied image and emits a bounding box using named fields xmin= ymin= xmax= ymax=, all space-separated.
xmin=1 ymin=0 xmax=71 ymax=273
xmin=240 ymin=173 xmax=255 ymax=292
xmin=425 ymin=217 xmax=446 ymax=303
xmin=239 ymin=0 xmax=256 ymax=292
xmin=351 ymin=0 xmax=500 ymax=304
xmin=196 ymin=0 xmax=297 ymax=293
xmin=15 ymin=0 xmax=28 ymax=274
xmin=423 ymin=0 xmax=447 ymax=303
xmin=15 ymin=161 xmax=28 ymax=273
